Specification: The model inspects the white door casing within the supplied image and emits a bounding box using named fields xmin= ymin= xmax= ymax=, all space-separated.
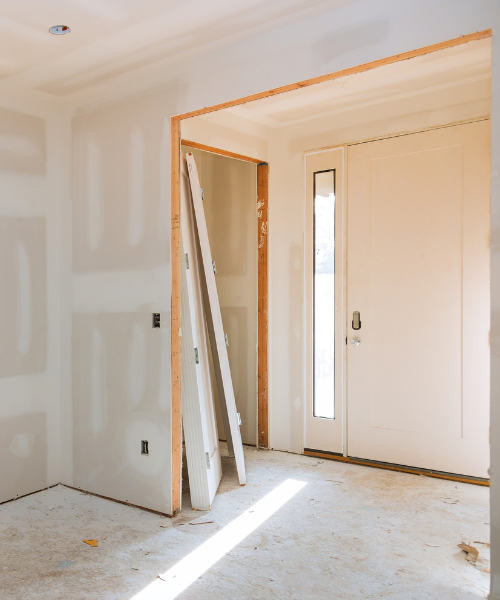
xmin=346 ymin=120 xmax=490 ymax=478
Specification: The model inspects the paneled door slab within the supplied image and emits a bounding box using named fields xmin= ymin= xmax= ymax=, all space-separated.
xmin=346 ymin=121 xmax=490 ymax=478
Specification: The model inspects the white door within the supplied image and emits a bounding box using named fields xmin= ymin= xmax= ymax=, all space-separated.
xmin=186 ymin=152 xmax=247 ymax=486
xmin=347 ymin=120 xmax=490 ymax=478
xmin=305 ymin=148 xmax=345 ymax=454
xmin=180 ymin=156 xmax=222 ymax=509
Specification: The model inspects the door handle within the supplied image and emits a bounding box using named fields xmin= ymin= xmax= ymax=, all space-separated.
xmin=350 ymin=337 xmax=361 ymax=346
xmin=352 ymin=311 xmax=361 ymax=330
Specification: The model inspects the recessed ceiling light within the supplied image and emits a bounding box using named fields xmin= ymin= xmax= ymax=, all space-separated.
xmin=49 ymin=25 xmax=71 ymax=35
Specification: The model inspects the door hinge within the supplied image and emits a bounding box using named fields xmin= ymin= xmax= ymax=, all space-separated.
xmin=224 ymin=333 xmax=229 ymax=347
xmin=200 ymin=187 xmax=204 ymax=201
xmin=185 ymin=253 xmax=189 ymax=269
xmin=212 ymin=260 xmax=217 ymax=273
xmin=237 ymin=413 xmax=242 ymax=426
xmin=194 ymin=348 xmax=199 ymax=364
xmin=205 ymin=452 xmax=210 ymax=468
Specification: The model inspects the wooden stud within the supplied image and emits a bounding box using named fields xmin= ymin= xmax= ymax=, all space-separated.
xmin=171 ymin=116 xmax=181 ymax=516
xmin=173 ymin=30 xmax=491 ymax=122
xmin=303 ymin=450 xmax=490 ymax=487
xmin=181 ymin=139 xmax=262 ymax=164
xmin=257 ymin=163 xmax=269 ymax=448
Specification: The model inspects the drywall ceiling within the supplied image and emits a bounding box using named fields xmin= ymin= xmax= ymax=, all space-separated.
xmin=0 ymin=0 xmax=361 ymax=100
xmin=224 ymin=37 xmax=491 ymax=127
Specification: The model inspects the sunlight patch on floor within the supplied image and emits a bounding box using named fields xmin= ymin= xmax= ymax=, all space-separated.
xmin=131 ymin=479 xmax=307 ymax=600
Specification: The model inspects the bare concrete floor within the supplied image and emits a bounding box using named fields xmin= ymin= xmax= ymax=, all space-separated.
xmin=0 ymin=445 xmax=490 ymax=599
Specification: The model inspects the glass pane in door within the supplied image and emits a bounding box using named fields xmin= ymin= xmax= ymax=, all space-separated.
xmin=313 ymin=170 xmax=335 ymax=418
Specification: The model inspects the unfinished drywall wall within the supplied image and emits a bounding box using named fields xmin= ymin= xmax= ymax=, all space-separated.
xmin=65 ymin=90 xmax=180 ymax=514
xmin=0 ymin=94 xmax=61 ymax=503
xmin=183 ymin=147 xmax=257 ymax=446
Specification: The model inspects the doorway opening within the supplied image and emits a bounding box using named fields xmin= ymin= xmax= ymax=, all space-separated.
xmin=171 ymin=28 xmax=492 ymax=512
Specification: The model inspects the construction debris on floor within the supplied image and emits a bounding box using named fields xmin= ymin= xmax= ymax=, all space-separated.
xmin=0 ymin=444 xmax=490 ymax=599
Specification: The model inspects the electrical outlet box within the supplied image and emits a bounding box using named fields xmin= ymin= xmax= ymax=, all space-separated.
xmin=152 ymin=313 xmax=160 ymax=328
xmin=141 ymin=440 xmax=149 ymax=455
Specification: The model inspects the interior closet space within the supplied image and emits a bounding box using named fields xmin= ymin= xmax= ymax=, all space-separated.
xmin=180 ymin=145 xmax=258 ymax=447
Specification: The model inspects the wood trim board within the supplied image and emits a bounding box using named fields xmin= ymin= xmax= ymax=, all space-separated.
xmin=171 ymin=117 xmax=182 ymax=516
xmin=303 ymin=450 xmax=490 ymax=487
xmin=257 ymin=163 xmax=269 ymax=448
xmin=181 ymin=139 xmax=262 ymax=164
xmin=173 ymin=30 xmax=490 ymax=121
xmin=170 ymin=29 xmax=492 ymax=511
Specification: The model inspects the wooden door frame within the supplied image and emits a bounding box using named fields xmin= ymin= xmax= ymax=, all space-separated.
xmin=170 ymin=28 xmax=491 ymax=514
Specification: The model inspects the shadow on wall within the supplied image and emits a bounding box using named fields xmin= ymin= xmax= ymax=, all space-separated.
xmin=0 ymin=107 xmax=45 ymax=175
xmin=0 ymin=412 xmax=47 ymax=503
xmin=0 ymin=217 xmax=47 ymax=377
xmin=72 ymin=312 xmax=171 ymax=511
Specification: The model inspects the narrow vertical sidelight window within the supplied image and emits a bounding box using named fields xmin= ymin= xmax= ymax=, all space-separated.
xmin=313 ymin=170 xmax=335 ymax=419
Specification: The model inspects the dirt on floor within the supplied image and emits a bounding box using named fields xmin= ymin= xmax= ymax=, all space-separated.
xmin=0 ymin=444 xmax=490 ymax=599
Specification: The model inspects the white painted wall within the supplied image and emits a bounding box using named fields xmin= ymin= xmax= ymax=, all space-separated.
xmin=0 ymin=90 xmax=62 ymax=503
xmin=59 ymin=4 xmax=500 ymax=593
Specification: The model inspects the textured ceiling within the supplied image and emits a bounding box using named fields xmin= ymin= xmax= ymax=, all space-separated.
xmin=0 ymin=0 xmax=361 ymax=99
